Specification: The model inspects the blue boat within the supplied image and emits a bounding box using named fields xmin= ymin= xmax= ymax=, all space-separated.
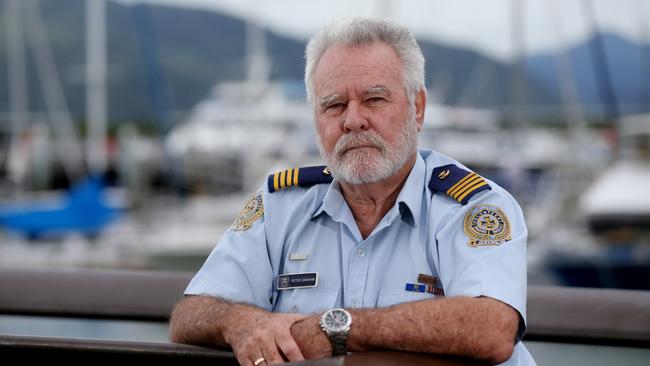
xmin=0 ymin=176 xmax=122 ymax=240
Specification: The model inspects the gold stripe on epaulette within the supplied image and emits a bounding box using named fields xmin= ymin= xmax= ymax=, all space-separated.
xmin=457 ymin=180 xmax=488 ymax=202
xmin=286 ymin=169 xmax=292 ymax=187
xmin=451 ymin=175 xmax=483 ymax=199
xmin=445 ymin=172 xmax=488 ymax=203
xmin=272 ymin=168 xmax=301 ymax=191
xmin=451 ymin=176 xmax=483 ymax=200
xmin=273 ymin=172 xmax=280 ymax=191
xmin=447 ymin=173 xmax=476 ymax=197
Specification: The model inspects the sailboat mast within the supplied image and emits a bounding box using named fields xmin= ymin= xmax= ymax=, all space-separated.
xmin=581 ymin=0 xmax=620 ymax=154
xmin=544 ymin=0 xmax=587 ymax=143
xmin=245 ymin=2 xmax=269 ymax=90
xmin=24 ymin=0 xmax=85 ymax=182
xmin=5 ymin=0 xmax=29 ymax=193
xmin=640 ymin=1 xmax=650 ymax=114
xmin=86 ymin=0 xmax=108 ymax=174
xmin=510 ymin=0 xmax=528 ymax=129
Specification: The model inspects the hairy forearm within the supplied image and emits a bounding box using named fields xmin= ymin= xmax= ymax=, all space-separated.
xmin=169 ymin=295 xmax=263 ymax=346
xmin=347 ymin=297 xmax=518 ymax=364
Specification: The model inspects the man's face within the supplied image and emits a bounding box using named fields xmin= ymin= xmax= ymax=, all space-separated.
xmin=312 ymin=42 xmax=423 ymax=185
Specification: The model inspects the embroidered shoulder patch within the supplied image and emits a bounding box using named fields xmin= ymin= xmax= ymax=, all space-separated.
xmin=232 ymin=191 xmax=264 ymax=231
xmin=463 ymin=205 xmax=511 ymax=247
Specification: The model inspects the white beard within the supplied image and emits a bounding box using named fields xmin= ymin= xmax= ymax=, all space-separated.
xmin=317 ymin=107 xmax=419 ymax=185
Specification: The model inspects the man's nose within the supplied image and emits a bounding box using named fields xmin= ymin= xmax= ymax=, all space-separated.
xmin=342 ymin=102 xmax=369 ymax=133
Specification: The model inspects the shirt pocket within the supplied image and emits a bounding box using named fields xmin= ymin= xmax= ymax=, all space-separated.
xmin=273 ymin=288 xmax=339 ymax=314
xmin=376 ymin=289 xmax=436 ymax=308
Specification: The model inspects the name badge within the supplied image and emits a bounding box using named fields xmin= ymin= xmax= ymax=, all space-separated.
xmin=277 ymin=272 xmax=318 ymax=290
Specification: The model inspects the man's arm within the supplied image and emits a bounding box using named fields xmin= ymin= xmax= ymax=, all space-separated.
xmin=291 ymin=296 xmax=519 ymax=364
xmin=170 ymin=295 xmax=305 ymax=365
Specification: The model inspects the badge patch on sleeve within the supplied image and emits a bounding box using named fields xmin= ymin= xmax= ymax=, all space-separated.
xmin=231 ymin=191 xmax=264 ymax=231
xmin=463 ymin=205 xmax=511 ymax=247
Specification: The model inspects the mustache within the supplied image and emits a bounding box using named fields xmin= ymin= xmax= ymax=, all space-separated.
xmin=334 ymin=131 xmax=385 ymax=158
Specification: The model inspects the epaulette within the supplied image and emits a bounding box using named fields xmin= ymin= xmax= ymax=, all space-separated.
xmin=267 ymin=165 xmax=333 ymax=193
xmin=428 ymin=164 xmax=491 ymax=205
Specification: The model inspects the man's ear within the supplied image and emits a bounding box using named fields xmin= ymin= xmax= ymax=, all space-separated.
xmin=415 ymin=89 xmax=426 ymax=130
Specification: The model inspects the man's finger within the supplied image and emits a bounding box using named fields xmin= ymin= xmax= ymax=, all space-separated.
xmin=261 ymin=338 xmax=285 ymax=365
xmin=276 ymin=334 xmax=305 ymax=362
xmin=236 ymin=355 xmax=254 ymax=366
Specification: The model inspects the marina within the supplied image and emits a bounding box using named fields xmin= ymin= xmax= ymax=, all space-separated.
xmin=1 ymin=0 xmax=649 ymax=364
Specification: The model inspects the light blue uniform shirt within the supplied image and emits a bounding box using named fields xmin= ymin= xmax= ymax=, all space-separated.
xmin=186 ymin=149 xmax=535 ymax=365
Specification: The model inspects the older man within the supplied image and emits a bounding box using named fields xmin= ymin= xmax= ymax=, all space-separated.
xmin=170 ymin=18 xmax=535 ymax=366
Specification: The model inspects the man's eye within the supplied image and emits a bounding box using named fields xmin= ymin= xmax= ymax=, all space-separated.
xmin=325 ymin=103 xmax=344 ymax=112
xmin=367 ymin=97 xmax=385 ymax=104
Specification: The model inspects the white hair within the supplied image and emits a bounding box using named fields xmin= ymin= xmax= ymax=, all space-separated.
xmin=304 ymin=17 xmax=425 ymax=105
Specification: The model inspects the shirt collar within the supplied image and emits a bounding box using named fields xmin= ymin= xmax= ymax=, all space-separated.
xmin=394 ymin=152 xmax=425 ymax=227
xmin=312 ymin=179 xmax=346 ymax=222
xmin=311 ymin=152 xmax=426 ymax=227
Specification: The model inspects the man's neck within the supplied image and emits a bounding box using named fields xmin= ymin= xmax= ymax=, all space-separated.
xmin=339 ymin=153 xmax=417 ymax=239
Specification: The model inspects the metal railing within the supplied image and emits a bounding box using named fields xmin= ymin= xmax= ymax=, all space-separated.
xmin=1 ymin=268 xmax=649 ymax=364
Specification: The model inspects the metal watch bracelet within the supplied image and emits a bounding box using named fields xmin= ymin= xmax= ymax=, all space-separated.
xmin=330 ymin=332 xmax=348 ymax=356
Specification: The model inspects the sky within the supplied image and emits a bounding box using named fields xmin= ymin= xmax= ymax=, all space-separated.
xmin=114 ymin=0 xmax=650 ymax=61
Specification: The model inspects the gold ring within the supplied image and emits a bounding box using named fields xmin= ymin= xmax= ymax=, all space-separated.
xmin=253 ymin=357 xmax=266 ymax=366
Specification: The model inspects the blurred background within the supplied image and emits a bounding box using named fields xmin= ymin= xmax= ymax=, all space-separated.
xmin=0 ymin=0 xmax=649 ymax=291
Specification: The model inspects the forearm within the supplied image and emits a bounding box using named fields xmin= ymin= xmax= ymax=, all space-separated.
xmin=169 ymin=295 xmax=265 ymax=346
xmin=348 ymin=297 xmax=518 ymax=364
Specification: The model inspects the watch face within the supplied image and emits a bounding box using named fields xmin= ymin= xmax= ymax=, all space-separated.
xmin=324 ymin=309 xmax=351 ymax=332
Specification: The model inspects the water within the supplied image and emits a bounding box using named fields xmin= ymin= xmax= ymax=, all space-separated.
xmin=0 ymin=314 xmax=168 ymax=343
xmin=526 ymin=341 xmax=650 ymax=366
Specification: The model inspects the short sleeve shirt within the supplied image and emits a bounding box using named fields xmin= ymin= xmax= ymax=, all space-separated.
xmin=185 ymin=149 xmax=535 ymax=365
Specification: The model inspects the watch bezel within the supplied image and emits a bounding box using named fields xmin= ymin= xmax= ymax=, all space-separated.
xmin=321 ymin=308 xmax=352 ymax=332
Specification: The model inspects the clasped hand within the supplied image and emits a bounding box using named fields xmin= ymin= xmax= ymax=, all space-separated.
xmin=224 ymin=312 xmax=332 ymax=365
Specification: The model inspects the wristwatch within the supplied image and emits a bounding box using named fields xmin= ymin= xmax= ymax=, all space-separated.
xmin=319 ymin=308 xmax=352 ymax=356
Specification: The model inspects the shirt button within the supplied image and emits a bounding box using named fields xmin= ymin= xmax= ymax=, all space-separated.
xmin=357 ymin=248 xmax=366 ymax=257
